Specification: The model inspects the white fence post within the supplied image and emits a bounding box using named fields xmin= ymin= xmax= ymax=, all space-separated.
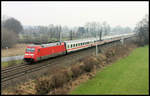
xmin=6 ymin=46 xmax=8 ymax=57
xmin=96 ymin=44 xmax=98 ymax=56
xmin=121 ymin=37 xmax=124 ymax=45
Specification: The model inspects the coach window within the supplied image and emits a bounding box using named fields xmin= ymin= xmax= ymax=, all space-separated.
xmin=71 ymin=44 xmax=72 ymax=48
xmin=68 ymin=45 xmax=69 ymax=49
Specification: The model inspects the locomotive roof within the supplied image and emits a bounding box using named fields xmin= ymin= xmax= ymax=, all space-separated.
xmin=27 ymin=44 xmax=41 ymax=47
xmin=27 ymin=42 xmax=61 ymax=48
xmin=41 ymin=42 xmax=61 ymax=47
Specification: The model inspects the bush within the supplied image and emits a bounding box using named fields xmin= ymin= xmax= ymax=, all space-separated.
xmin=35 ymin=76 xmax=54 ymax=95
xmin=71 ymin=64 xmax=83 ymax=78
xmin=35 ymin=69 xmax=72 ymax=95
xmin=97 ymin=54 xmax=107 ymax=61
xmin=83 ymin=60 xmax=94 ymax=72
xmin=81 ymin=57 xmax=99 ymax=72
xmin=51 ymin=69 xmax=71 ymax=88
xmin=96 ymin=54 xmax=107 ymax=67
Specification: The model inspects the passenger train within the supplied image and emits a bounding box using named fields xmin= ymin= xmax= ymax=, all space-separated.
xmin=24 ymin=33 xmax=135 ymax=63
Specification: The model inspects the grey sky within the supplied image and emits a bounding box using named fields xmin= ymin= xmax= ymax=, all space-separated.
xmin=1 ymin=1 xmax=149 ymax=28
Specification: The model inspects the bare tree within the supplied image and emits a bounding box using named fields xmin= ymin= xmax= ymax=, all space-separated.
xmin=3 ymin=17 xmax=23 ymax=35
xmin=102 ymin=21 xmax=111 ymax=36
xmin=69 ymin=30 xmax=73 ymax=40
xmin=134 ymin=14 xmax=149 ymax=46
xmin=2 ymin=28 xmax=18 ymax=48
xmin=77 ymin=27 xmax=85 ymax=38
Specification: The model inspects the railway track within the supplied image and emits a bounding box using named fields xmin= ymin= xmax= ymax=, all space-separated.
xmin=1 ymin=36 xmax=135 ymax=89
xmin=1 ymin=46 xmax=96 ymax=88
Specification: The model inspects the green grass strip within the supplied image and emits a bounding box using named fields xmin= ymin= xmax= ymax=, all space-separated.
xmin=71 ymin=46 xmax=149 ymax=95
xmin=2 ymin=60 xmax=24 ymax=68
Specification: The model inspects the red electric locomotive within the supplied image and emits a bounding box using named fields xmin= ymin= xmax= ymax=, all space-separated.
xmin=24 ymin=42 xmax=66 ymax=62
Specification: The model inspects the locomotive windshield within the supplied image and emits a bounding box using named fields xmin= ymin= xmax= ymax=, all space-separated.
xmin=26 ymin=48 xmax=35 ymax=52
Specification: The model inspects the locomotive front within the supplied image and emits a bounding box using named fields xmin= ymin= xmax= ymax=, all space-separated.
xmin=24 ymin=45 xmax=40 ymax=63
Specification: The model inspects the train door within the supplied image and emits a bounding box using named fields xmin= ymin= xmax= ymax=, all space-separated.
xmin=36 ymin=48 xmax=41 ymax=61
xmin=63 ymin=42 xmax=68 ymax=54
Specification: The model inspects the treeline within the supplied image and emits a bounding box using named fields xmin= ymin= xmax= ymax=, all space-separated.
xmin=19 ymin=22 xmax=132 ymax=44
xmin=19 ymin=22 xmax=112 ymax=44
xmin=134 ymin=14 xmax=149 ymax=46
xmin=2 ymin=14 xmax=148 ymax=49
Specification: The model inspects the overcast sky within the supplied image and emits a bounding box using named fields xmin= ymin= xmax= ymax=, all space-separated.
xmin=1 ymin=1 xmax=149 ymax=29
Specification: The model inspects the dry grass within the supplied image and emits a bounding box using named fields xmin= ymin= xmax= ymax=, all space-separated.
xmin=1 ymin=43 xmax=27 ymax=57
xmin=2 ymin=43 xmax=138 ymax=95
xmin=2 ymin=79 xmax=36 ymax=95
xmin=35 ymin=68 xmax=72 ymax=95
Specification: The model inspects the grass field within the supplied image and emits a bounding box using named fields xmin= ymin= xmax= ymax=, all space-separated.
xmin=2 ymin=60 xmax=24 ymax=68
xmin=71 ymin=46 xmax=149 ymax=95
xmin=1 ymin=44 xmax=27 ymax=57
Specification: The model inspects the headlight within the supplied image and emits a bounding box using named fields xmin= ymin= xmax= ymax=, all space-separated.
xmin=25 ymin=54 xmax=34 ymax=56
